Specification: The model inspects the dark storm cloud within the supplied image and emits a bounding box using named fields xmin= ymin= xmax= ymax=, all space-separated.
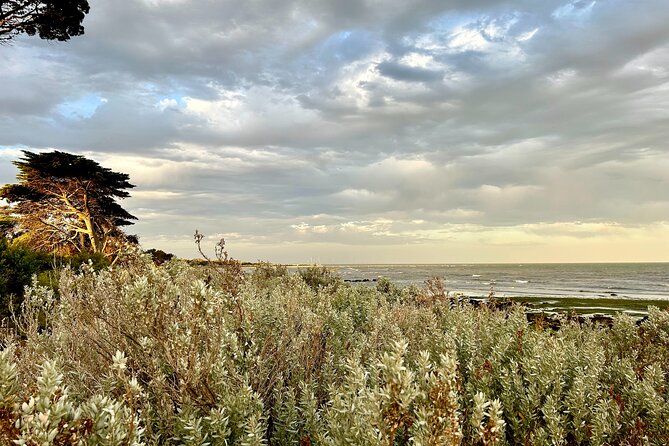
xmin=1 ymin=0 xmax=669 ymax=259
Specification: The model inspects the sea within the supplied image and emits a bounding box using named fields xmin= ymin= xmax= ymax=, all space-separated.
xmin=325 ymin=263 xmax=669 ymax=317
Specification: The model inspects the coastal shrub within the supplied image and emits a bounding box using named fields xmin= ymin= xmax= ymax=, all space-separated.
xmin=0 ymin=255 xmax=668 ymax=445
xmin=66 ymin=251 xmax=110 ymax=271
xmin=0 ymin=239 xmax=111 ymax=322
xmin=0 ymin=239 xmax=50 ymax=320
xmin=248 ymin=261 xmax=288 ymax=288
xmin=0 ymin=348 xmax=143 ymax=445
xmin=145 ymin=248 xmax=174 ymax=265
xmin=299 ymin=265 xmax=340 ymax=291
xmin=376 ymin=276 xmax=405 ymax=304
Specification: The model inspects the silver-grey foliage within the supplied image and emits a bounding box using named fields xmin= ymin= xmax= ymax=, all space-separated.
xmin=0 ymin=256 xmax=668 ymax=444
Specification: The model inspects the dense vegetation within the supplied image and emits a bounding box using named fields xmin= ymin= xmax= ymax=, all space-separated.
xmin=1 ymin=256 xmax=668 ymax=445
xmin=0 ymin=238 xmax=109 ymax=321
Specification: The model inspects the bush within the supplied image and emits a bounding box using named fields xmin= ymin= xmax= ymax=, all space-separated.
xmin=66 ymin=251 xmax=110 ymax=271
xmin=298 ymin=265 xmax=340 ymax=291
xmin=249 ymin=261 xmax=288 ymax=286
xmin=0 ymin=240 xmax=110 ymax=321
xmin=145 ymin=248 xmax=175 ymax=265
xmin=0 ymin=239 xmax=50 ymax=319
xmin=0 ymin=348 xmax=144 ymax=445
xmin=0 ymin=255 xmax=667 ymax=445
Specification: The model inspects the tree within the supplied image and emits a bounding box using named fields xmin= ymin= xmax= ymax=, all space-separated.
xmin=0 ymin=205 xmax=16 ymax=238
xmin=0 ymin=0 xmax=89 ymax=42
xmin=145 ymin=248 xmax=174 ymax=265
xmin=0 ymin=150 xmax=137 ymax=261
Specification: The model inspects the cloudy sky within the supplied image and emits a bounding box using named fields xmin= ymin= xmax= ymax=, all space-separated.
xmin=1 ymin=0 xmax=668 ymax=263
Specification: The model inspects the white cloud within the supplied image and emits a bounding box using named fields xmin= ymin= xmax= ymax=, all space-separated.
xmin=517 ymin=27 xmax=539 ymax=42
xmin=339 ymin=219 xmax=393 ymax=234
xmin=449 ymin=26 xmax=489 ymax=52
xmin=334 ymin=188 xmax=383 ymax=201
xmin=130 ymin=190 xmax=184 ymax=200
xmin=157 ymin=98 xmax=178 ymax=111
xmin=292 ymin=222 xmax=329 ymax=234
xmin=552 ymin=1 xmax=596 ymax=21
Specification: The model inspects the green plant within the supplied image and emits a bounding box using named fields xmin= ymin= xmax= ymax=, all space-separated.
xmin=0 ymin=238 xmax=50 ymax=320
xmin=0 ymin=255 xmax=667 ymax=444
xmin=299 ymin=266 xmax=340 ymax=291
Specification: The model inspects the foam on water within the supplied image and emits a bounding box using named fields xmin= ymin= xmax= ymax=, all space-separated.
xmin=327 ymin=263 xmax=669 ymax=313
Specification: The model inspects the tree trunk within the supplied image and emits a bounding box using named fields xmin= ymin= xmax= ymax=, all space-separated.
xmin=82 ymin=214 xmax=99 ymax=253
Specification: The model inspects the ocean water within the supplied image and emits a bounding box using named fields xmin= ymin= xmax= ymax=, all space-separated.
xmin=326 ymin=263 xmax=669 ymax=316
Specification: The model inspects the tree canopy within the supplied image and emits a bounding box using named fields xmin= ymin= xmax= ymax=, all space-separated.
xmin=0 ymin=150 xmax=137 ymax=260
xmin=0 ymin=0 xmax=89 ymax=42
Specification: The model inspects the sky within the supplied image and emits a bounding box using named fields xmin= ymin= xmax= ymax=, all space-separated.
xmin=1 ymin=0 xmax=668 ymax=263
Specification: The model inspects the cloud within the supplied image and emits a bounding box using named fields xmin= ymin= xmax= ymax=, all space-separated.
xmin=1 ymin=0 xmax=668 ymax=261
xmin=376 ymin=61 xmax=444 ymax=83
